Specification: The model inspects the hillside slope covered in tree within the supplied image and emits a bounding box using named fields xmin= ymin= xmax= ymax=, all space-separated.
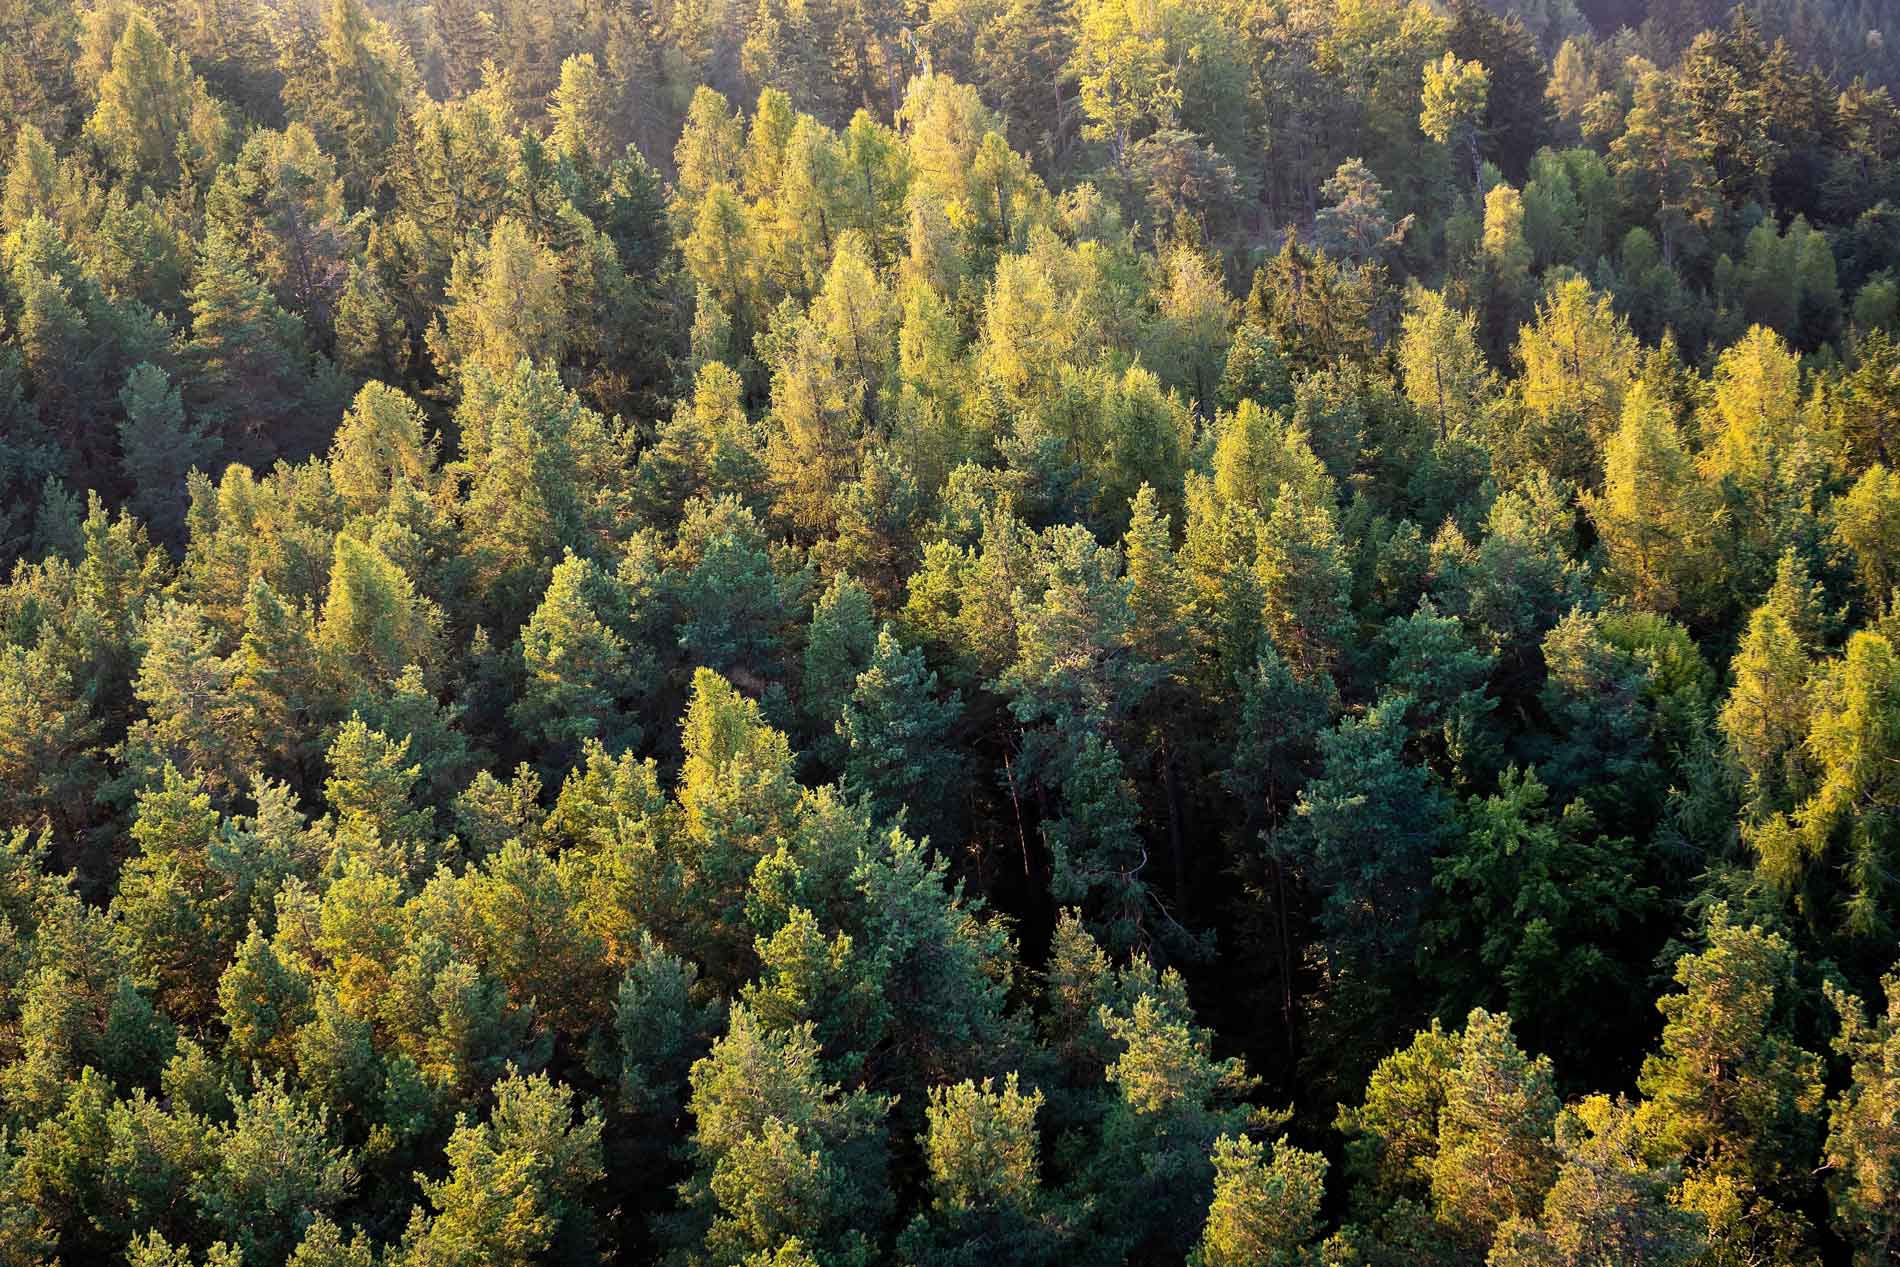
xmin=7 ymin=0 xmax=1900 ymax=1263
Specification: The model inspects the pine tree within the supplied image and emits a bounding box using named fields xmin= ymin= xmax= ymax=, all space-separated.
xmin=1090 ymin=981 xmax=1262 ymax=1259
xmin=1430 ymin=1009 xmax=1560 ymax=1245
xmin=1825 ymin=973 xmax=1900 ymax=1266
xmin=899 ymin=1075 xmax=1060 ymax=1267
xmin=196 ymin=1074 xmax=357 ymax=1264
xmin=1488 ymin=1095 xmax=1702 ymax=1267
xmin=458 ymin=838 xmax=615 ymax=1042
xmin=118 ymin=363 xmax=218 ymax=548
xmin=454 ymin=361 xmax=634 ymax=631
xmin=1636 ymin=904 xmax=1825 ymax=1264
xmin=1290 ymin=693 xmax=1454 ymax=978
xmin=1189 ymin=1134 xmax=1329 ymax=1267
xmin=110 ymin=765 xmax=245 ymax=1022
xmin=218 ymin=922 xmax=313 ymax=1069
xmin=123 ymin=599 xmax=246 ymax=795
xmin=399 ymin=1070 xmax=604 ymax=1267
xmin=605 ymin=934 xmax=718 ymax=1121
xmin=679 ymin=1006 xmax=892 ymax=1266
xmin=514 ymin=551 xmax=639 ymax=768
xmin=230 ymin=576 xmax=330 ymax=789
xmin=287 ymin=1218 xmax=378 ymax=1267
xmin=322 ymin=714 xmax=438 ymax=879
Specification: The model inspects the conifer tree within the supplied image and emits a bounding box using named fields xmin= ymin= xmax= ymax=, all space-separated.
xmin=837 ymin=627 xmax=964 ymax=842
xmin=1256 ymin=486 xmax=1353 ymax=685
xmin=899 ymin=1075 xmax=1060 ymax=1267
xmin=1825 ymin=973 xmax=1900 ymax=1265
xmin=1430 ymin=1009 xmax=1560 ymax=1244
xmin=1509 ymin=275 xmax=1639 ymax=485
xmin=1398 ymin=285 xmax=1495 ymax=443
xmin=124 ymin=599 xmax=246 ymax=795
xmin=1832 ymin=464 xmax=1900 ymax=607
xmin=679 ymin=1006 xmax=892 ymax=1267
xmin=1189 ymin=1134 xmax=1329 ymax=1267
xmin=801 ymin=574 xmax=878 ymax=766
xmin=1720 ymin=551 xmax=1823 ymax=819
xmin=183 ymin=230 xmax=322 ymax=465
xmin=1584 ymin=382 xmax=1707 ymax=616
xmin=316 ymin=535 xmax=442 ymax=690
xmin=111 ymin=766 xmax=246 ymax=1022
xmin=83 ymin=10 xmax=228 ymax=190
xmin=1636 ymin=905 xmax=1825 ymax=1265
xmin=1768 ymin=631 xmax=1900 ymax=936
xmin=1290 ymin=694 xmax=1454 ymax=984
xmin=281 ymin=0 xmax=409 ymax=204
xmin=430 ymin=218 xmax=572 ymax=384
xmin=196 ymin=1074 xmax=358 ymax=1264
xmin=118 ymin=363 xmax=218 ymax=548
xmin=513 ymin=550 xmax=641 ymax=767
xmin=1488 ymin=1095 xmax=1702 ymax=1267
xmin=1420 ymin=52 xmax=1490 ymax=192
xmin=399 ymin=1070 xmax=604 ymax=1267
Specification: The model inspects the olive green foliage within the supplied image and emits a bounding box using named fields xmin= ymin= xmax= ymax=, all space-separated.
xmin=6 ymin=1 xmax=1900 ymax=1264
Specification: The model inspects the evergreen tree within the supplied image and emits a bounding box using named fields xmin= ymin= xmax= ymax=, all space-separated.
xmin=1488 ymin=1095 xmax=1702 ymax=1267
xmin=899 ymin=1075 xmax=1058 ymax=1266
xmin=802 ymin=574 xmax=878 ymax=767
xmin=1189 ymin=1134 xmax=1329 ymax=1267
xmin=196 ymin=1074 xmax=357 ymax=1264
xmin=398 ymin=1070 xmax=604 ymax=1267
xmin=1636 ymin=905 xmax=1825 ymax=1265
xmin=1825 ymin=973 xmax=1900 ymax=1265
xmin=183 ymin=230 xmax=324 ymax=465
xmin=513 ymin=550 xmax=642 ymax=767
xmin=679 ymin=1006 xmax=892 ymax=1267
xmin=118 ymin=364 xmax=218 ymax=548
xmin=1290 ymin=694 xmax=1454 ymax=976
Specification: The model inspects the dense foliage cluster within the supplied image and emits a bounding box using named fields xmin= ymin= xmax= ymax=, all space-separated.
xmin=8 ymin=0 xmax=1900 ymax=1262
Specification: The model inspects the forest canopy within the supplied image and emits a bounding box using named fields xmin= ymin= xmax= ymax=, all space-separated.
xmin=6 ymin=0 xmax=1900 ymax=1262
